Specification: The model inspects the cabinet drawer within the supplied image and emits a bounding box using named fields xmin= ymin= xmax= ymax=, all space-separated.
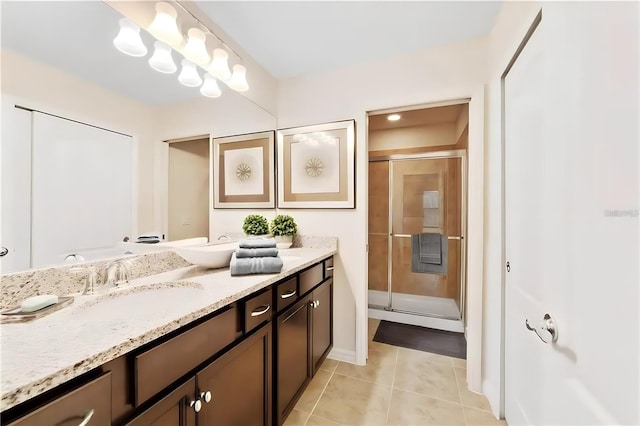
xmin=276 ymin=277 xmax=298 ymax=312
xmin=324 ymin=257 xmax=334 ymax=279
xmin=134 ymin=306 xmax=237 ymax=406
xmin=244 ymin=289 xmax=273 ymax=333
xmin=7 ymin=373 xmax=112 ymax=426
xmin=299 ymin=263 xmax=323 ymax=295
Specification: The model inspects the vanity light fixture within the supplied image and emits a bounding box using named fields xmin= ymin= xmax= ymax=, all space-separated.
xmin=200 ymin=74 xmax=222 ymax=98
xmin=208 ymin=48 xmax=232 ymax=81
xmin=387 ymin=114 xmax=401 ymax=121
xmin=228 ymin=64 xmax=249 ymax=92
xmin=178 ymin=59 xmax=202 ymax=87
xmin=148 ymin=2 xmax=184 ymax=47
xmin=113 ymin=18 xmax=148 ymax=57
xmin=148 ymin=41 xmax=177 ymax=73
xmin=183 ymin=27 xmax=210 ymax=65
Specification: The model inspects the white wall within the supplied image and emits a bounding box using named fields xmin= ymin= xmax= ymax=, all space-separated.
xmin=152 ymin=92 xmax=278 ymax=242
xmin=369 ymin=123 xmax=457 ymax=151
xmin=482 ymin=1 xmax=541 ymax=417
xmin=0 ymin=49 xmax=157 ymax=233
xmin=277 ymin=37 xmax=488 ymax=364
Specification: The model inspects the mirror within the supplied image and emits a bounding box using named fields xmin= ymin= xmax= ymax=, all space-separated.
xmin=0 ymin=1 xmax=277 ymax=273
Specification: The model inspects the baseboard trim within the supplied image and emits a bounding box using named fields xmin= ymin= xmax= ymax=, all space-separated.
xmin=327 ymin=347 xmax=357 ymax=364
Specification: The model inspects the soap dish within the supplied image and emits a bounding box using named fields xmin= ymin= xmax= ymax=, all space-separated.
xmin=1 ymin=296 xmax=74 ymax=323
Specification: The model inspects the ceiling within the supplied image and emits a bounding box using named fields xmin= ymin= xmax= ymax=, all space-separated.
xmin=1 ymin=1 xmax=502 ymax=106
xmin=197 ymin=1 xmax=502 ymax=80
xmin=369 ymin=104 xmax=465 ymax=131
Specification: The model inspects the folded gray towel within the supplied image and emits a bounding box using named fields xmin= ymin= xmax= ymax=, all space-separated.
xmin=236 ymin=247 xmax=279 ymax=258
xmin=418 ymin=233 xmax=442 ymax=264
xmin=412 ymin=234 xmax=448 ymax=275
xmin=238 ymin=238 xmax=277 ymax=249
xmin=230 ymin=253 xmax=283 ymax=276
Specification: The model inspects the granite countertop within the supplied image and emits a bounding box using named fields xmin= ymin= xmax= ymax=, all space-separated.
xmin=0 ymin=247 xmax=336 ymax=412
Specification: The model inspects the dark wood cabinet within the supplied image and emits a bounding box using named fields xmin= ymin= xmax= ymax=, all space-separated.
xmin=6 ymin=373 xmax=112 ymax=426
xmin=197 ymin=323 xmax=272 ymax=426
xmin=310 ymin=278 xmax=333 ymax=375
xmin=276 ymin=294 xmax=312 ymax=423
xmin=126 ymin=378 xmax=196 ymax=426
xmin=276 ymin=258 xmax=334 ymax=425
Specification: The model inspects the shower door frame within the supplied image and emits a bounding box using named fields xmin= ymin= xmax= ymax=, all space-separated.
xmin=369 ymin=149 xmax=468 ymax=322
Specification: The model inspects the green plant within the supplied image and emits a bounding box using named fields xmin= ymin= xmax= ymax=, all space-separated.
xmin=270 ymin=214 xmax=298 ymax=237
xmin=242 ymin=214 xmax=269 ymax=235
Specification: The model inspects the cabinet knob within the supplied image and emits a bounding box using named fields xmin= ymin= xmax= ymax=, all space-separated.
xmin=201 ymin=390 xmax=212 ymax=403
xmin=190 ymin=399 xmax=202 ymax=413
xmin=310 ymin=300 xmax=320 ymax=309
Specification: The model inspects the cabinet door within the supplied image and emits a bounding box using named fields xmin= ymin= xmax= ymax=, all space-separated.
xmin=125 ymin=378 xmax=196 ymax=426
xmin=277 ymin=295 xmax=311 ymax=423
xmin=7 ymin=373 xmax=111 ymax=426
xmin=311 ymin=278 xmax=333 ymax=375
xmin=197 ymin=323 xmax=272 ymax=426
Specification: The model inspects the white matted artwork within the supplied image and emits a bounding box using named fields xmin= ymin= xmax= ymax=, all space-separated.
xmin=213 ymin=131 xmax=275 ymax=208
xmin=277 ymin=120 xmax=355 ymax=208
xmin=224 ymin=146 xmax=264 ymax=196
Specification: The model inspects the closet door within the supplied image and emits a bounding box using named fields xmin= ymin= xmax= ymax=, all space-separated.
xmin=31 ymin=113 xmax=133 ymax=268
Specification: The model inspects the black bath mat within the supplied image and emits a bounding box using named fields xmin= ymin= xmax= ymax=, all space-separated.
xmin=373 ymin=320 xmax=466 ymax=359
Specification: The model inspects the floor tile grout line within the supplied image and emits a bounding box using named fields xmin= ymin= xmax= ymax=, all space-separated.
xmin=391 ymin=385 xmax=465 ymax=407
xmin=304 ymin=363 xmax=337 ymax=424
xmin=454 ymin=366 xmax=469 ymax=426
xmin=385 ymin=346 xmax=399 ymax=425
xmin=330 ymin=370 xmax=394 ymax=388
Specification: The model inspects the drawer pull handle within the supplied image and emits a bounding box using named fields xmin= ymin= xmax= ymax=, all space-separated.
xmin=326 ymin=266 xmax=334 ymax=271
xmin=190 ymin=399 xmax=202 ymax=413
xmin=281 ymin=290 xmax=297 ymax=299
xmin=201 ymin=390 xmax=212 ymax=403
xmin=78 ymin=409 xmax=94 ymax=426
xmin=250 ymin=305 xmax=271 ymax=317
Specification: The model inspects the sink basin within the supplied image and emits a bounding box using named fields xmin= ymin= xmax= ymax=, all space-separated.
xmin=174 ymin=242 xmax=238 ymax=269
xmin=77 ymin=282 xmax=205 ymax=311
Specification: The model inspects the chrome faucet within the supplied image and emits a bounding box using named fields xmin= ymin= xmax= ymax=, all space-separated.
xmin=105 ymin=259 xmax=132 ymax=289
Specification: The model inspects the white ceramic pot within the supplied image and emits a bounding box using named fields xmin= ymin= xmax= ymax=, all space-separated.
xmin=274 ymin=235 xmax=293 ymax=249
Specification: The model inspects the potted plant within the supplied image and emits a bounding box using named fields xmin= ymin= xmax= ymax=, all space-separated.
xmin=242 ymin=214 xmax=269 ymax=237
xmin=270 ymin=214 xmax=297 ymax=249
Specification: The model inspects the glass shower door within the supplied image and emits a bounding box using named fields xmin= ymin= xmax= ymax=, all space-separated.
xmin=389 ymin=157 xmax=463 ymax=319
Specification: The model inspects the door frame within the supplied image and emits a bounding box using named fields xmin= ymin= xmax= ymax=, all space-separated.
xmin=499 ymin=9 xmax=544 ymax=419
xmin=158 ymin=134 xmax=211 ymax=242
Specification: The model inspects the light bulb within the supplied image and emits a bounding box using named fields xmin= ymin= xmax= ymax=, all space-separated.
xmin=228 ymin=64 xmax=249 ymax=92
xmin=183 ymin=28 xmax=210 ymax=65
xmin=113 ymin=18 xmax=147 ymax=57
xmin=208 ymin=48 xmax=231 ymax=81
xmin=149 ymin=2 xmax=183 ymax=47
xmin=387 ymin=114 xmax=401 ymax=121
xmin=200 ymin=74 xmax=221 ymax=98
xmin=178 ymin=59 xmax=202 ymax=87
xmin=148 ymin=41 xmax=176 ymax=74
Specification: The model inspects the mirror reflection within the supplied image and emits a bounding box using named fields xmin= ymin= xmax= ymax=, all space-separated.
xmin=0 ymin=1 xmax=277 ymax=273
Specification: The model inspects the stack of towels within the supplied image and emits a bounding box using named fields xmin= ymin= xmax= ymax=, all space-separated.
xmin=230 ymin=237 xmax=284 ymax=276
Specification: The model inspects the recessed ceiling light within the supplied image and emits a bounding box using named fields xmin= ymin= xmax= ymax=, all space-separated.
xmin=387 ymin=114 xmax=401 ymax=121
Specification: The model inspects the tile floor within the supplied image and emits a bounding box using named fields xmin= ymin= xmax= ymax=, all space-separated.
xmin=283 ymin=318 xmax=507 ymax=426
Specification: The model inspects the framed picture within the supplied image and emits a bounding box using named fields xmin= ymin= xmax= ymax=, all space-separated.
xmin=277 ymin=120 xmax=355 ymax=208
xmin=213 ymin=131 xmax=275 ymax=208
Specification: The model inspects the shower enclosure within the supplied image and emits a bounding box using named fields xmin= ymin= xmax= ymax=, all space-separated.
xmin=368 ymin=151 xmax=467 ymax=330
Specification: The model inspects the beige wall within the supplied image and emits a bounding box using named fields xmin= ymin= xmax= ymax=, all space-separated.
xmin=168 ymin=139 xmax=210 ymax=241
xmin=278 ymin=36 xmax=488 ymax=364
xmin=368 ymin=123 xmax=457 ymax=151
xmin=0 ymin=48 xmax=157 ymax=234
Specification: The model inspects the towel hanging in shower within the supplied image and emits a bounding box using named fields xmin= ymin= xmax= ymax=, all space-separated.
xmin=411 ymin=234 xmax=448 ymax=275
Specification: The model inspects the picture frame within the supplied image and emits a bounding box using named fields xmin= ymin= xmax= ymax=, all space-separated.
xmin=212 ymin=131 xmax=275 ymax=208
xmin=277 ymin=120 xmax=355 ymax=208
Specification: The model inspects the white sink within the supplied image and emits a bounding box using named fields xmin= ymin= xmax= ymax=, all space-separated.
xmin=173 ymin=242 xmax=238 ymax=269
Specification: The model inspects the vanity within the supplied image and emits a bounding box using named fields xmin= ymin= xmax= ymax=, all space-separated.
xmin=0 ymin=247 xmax=336 ymax=426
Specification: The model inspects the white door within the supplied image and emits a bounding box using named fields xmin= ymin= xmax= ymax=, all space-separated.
xmin=505 ymin=3 xmax=638 ymax=425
